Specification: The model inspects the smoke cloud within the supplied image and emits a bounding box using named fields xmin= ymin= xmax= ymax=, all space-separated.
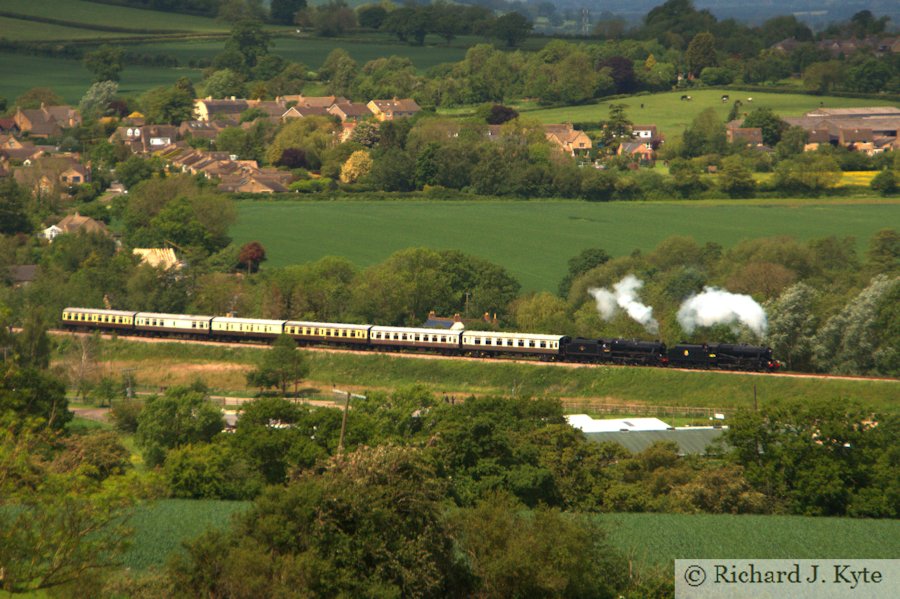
xmin=588 ymin=275 xmax=659 ymax=334
xmin=677 ymin=287 xmax=768 ymax=336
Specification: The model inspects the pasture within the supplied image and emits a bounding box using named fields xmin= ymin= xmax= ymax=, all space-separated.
xmin=0 ymin=0 xmax=229 ymax=33
xmin=118 ymin=500 xmax=900 ymax=573
xmin=524 ymin=89 xmax=900 ymax=136
xmin=0 ymin=53 xmax=203 ymax=104
xmin=230 ymin=198 xmax=900 ymax=292
xmin=0 ymin=16 xmax=129 ymax=42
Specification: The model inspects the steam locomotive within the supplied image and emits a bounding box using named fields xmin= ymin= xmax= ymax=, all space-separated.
xmin=61 ymin=307 xmax=781 ymax=372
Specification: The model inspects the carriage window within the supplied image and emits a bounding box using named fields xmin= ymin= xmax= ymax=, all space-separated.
xmin=518 ymin=340 xmax=524 ymax=347
xmin=540 ymin=341 xmax=546 ymax=348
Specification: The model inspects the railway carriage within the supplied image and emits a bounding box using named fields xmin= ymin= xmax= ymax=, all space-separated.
xmin=59 ymin=307 xmax=781 ymax=372
xmin=285 ymin=321 xmax=371 ymax=347
xmin=62 ymin=307 xmax=136 ymax=331
xmin=461 ymin=331 xmax=567 ymax=360
xmin=134 ymin=312 xmax=213 ymax=337
xmin=369 ymin=326 xmax=462 ymax=352
xmin=211 ymin=317 xmax=286 ymax=340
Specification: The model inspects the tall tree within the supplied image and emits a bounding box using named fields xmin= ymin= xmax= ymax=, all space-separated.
xmin=491 ymin=12 xmax=532 ymax=48
xmin=136 ymin=384 xmax=224 ymax=467
xmin=247 ymin=335 xmax=309 ymax=396
xmin=270 ymin=0 xmax=307 ymax=24
xmin=685 ymin=31 xmax=717 ymax=76
xmin=83 ymin=45 xmax=124 ymax=83
xmin=238 ymin=241 xmax=267 ymax=274
xmin=0 ymin=179 xmax=32 ymax=235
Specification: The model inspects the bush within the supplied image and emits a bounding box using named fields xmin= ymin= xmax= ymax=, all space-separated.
xmin=110 ymin=398 xmax=143 ymax=433
xmin=870 ymin=170 xmax=898 ymax=196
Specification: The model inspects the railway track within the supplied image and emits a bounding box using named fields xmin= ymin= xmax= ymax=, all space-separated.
xmin=46 ymin=328 xmax=899 ymax=384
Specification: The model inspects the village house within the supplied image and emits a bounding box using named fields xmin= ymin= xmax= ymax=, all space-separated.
xmin=0 ymin=118 xmax=19 ymax=134
xmin=109 ymin=124 xmax=179 ymax=154
xmin=0 ymin=135 xmax=44 ymax=163
xmin=543 ymin=124 xmax=592 ymax=156
xmin=6 ymin=265 xmax=40 ymax=288
xmin=12 ymin=155 xmax=89 ymax=198
xmin=726 ymin=126 xmax=764 ymax=146
xmin=617 ymin=140 xmax=655 ymax=162
xmin=178 ymin=120 xmax=226 ymax=141
xmin=278 ymin=95 xmax=347 ymax=109
xmin=281 ymin=105 xmax=331 ymax=120
xmin=367 ymin=98 xmax=421 ymax=121
xmin=14 ymin=104 xmax=81 ymax=138
xmin=41 ymin=212 xmax=109 ymax=241
xmin=133 ymin=248 xmax=182 ymax=270
xmin=328 ymin=102 xmax=373 ymax=122
xmin=193 ymin=97 xmax=250 ymax=123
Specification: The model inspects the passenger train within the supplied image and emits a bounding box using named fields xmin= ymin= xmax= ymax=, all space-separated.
xmin=61 ymin=307 xmax=781 ymax=372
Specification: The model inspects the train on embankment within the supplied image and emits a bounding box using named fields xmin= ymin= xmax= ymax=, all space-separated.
xmin=61 ymin=307 xmax=781 ymax=372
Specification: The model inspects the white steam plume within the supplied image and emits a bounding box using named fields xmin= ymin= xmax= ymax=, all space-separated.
xmin=677 ymin=287 xmax=768 ymax=336
xmin=588 ymin=275 xmax=659 ymax=334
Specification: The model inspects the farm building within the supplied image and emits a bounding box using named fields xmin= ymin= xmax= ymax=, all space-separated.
xmin=567 ymin=414 xmax=724 ymax=455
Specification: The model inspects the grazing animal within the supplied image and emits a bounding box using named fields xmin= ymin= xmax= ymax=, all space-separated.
xmin=681 ymin=95 xmax=688 ymax=101
xmin=721 ymin=94 xmax=729 ymax=102
xmin=747 ymin=97 xmax=753 ymax=102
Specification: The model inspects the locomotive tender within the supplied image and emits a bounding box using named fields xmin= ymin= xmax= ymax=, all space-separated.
xmin=61 ymin=307 xmax=780 ymax=372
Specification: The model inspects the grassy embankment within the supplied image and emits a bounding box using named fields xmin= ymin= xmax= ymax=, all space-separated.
xmin=230 ymin=198 xmax=900 ymax=292
xmin=64 ymin=338 xmax=899 ymax=415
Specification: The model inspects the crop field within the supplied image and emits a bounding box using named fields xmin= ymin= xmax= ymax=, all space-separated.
xmin=0 ymin=53 xmax=203 ymax=104
xmin=601 ymin=513 xmax=900 ymax=572
xmin=0 ymin=0 xmax=229 ymax=33
xmin=231 ymin=198 xmax=900 ymax=292
xmin=123 ymin=499 xmax=250 ymax=570
xmin=118 ymin=501 xmax=900 ymax=573
xmin=0 ymin=16 xmax=128 ymax=41
xmin=77 ymin=338 xmax=900 ymax=413
xmin=524 ymin=89 xmax=900 ymax=136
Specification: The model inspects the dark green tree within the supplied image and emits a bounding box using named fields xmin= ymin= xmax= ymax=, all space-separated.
xmin=83 ymin=45 xmax=124 ymax=83
xmin=166 ymin=445 xmax=471 ymax=598
xmin=224 ymin=19 xmax=272 ymax=71
xmin=139 ymin=85 xmax=194 ymax=125
xmin=0 ymin=179 xmax=32 ymax=235
xmin=0 ymin=363 xmax=70 ymax=431
xmin=247 ymin=334 xmax=309 ymax=396
xmin=490 ymin=11 xmax=532 ymax=47
xmin=685 ymin=32 xmax=717 ymax=76
xmin=270 ymin=0 xmax=306 ymax=24
xmin=135 ymin=384 xmax=224 ymax=467
xmin=559 ymin=248 xmax=611 ymax=297
xmin=742 ymin=107 xmax=788 ymax=146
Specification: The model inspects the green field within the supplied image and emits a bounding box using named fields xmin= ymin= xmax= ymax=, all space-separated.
xmin=524 ymin=89 xmax=900 ymax=136
xmin=0 ymin=16 xmax=131 ymax=41
xmin=601 ymin=513 xmax=900 ymax=572
xmin=124 ymin=499 xmax=250 ymax=570
xmin=0 ymin=0 xmax=229 ymax=33
xmin=119 ymin=500 xmax=900 ymax=574
xmin=231 ymin=198 xmax=900 ymax=292
xmin=0 ymin=53 xmax=202 ymax=104
xmin=0 ymin=35 xmax=466 ymax=103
